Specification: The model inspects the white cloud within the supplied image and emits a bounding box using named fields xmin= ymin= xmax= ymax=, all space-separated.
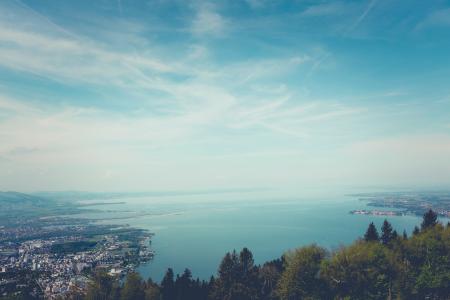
xmin=191 ymin=4 xmax=227 ymax=37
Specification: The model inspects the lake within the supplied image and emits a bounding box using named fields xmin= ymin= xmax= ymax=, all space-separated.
xmin=77 ymin=190 xmax=425 ymax=281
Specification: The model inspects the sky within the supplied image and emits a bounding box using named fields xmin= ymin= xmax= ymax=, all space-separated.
xmin=0 ymin=0 xmax=450 ymax=193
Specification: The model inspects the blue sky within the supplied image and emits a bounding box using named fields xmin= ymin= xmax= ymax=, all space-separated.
xmin=0 ymin=0 xmax=450 ymax=193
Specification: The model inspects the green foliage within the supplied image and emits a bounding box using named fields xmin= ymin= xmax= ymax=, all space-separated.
xmin=121 ymin=272 xmax=145 ymax=300
xmin=398 ymin=224 xmax=450 ymax=299
xmin=144 ymin=280 xmax=161 ymax=300
xmin=259 ymin=258 xmax=284 ymax=300
xmin=50 ymin=241 xmax=97 ymax=254
xmin=277 ymin=245 xmax=327 ymax=300
xmin=85 ymin=271 xmax=120 ymax=300
xmin=321 ymin=241 xmax=398 ymax=299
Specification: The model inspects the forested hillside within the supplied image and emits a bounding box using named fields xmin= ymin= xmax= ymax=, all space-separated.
xmin=84 ymin=210 xmax=449 ymax=300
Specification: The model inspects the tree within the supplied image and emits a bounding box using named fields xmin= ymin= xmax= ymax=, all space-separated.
xmin=210 ymin=249 xmax=258 ymax=300
xmin=381 ymin=219 xmax=394 ymax=245
xmin=217 ymin=251 xmax=240 ymax=290
xmin=321 ymin=241 xmax=398 ymax=299
xmin=392 ymin=230 xmax=398 ymax=240
xmin=403 ymin=230 xmax=408 ymax=239
xmin=421 ymin=209 xmax=438 ymax=230
xmin=85 ymin=270 xmax=119 ymax=300
xmin=174 ymin=268 xmax=193 ymax=300
xmin=399 ymin=224 xmax=450 ymax=299
xmin=144 ymin=279 xmax=161 ymax=300
xmin=121 ymin=272 xmax=145 ymax=300
xmin=239 ymin=248 xmax=255 ymax=280
xmin=278 ymin=245 xmax=328 ymax=300
xmin=161 ymin=268 xmax=175 ymax=300
xmin=364 ymin=222 xmax=380 ymax=242
xmin=413 ymin=226 xmax=420 ymax=235
xmin=259 ymin=258 xmax=284 ymax=300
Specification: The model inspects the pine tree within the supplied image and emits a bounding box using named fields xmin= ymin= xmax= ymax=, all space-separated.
xmin=161 ymin=268 xmax=175 ymax=300
xmin=391 ymin=230 xmax=398 ymax=240
xmin=402 ymin=230 xmax=408 ymax=239
xmin=175 ymin=268 xmax=193 ymax=300
xmin=421 ymin=209 xmax=438 ymax=230
xmin=121 ymin=272 xmax=145 ymax=300
xmin=364 ymin=222 xmax=379 ymax=242
xmin=143 ymin=278 xmax=161 ymax=300
xmin=85 ymin=270 xmax=119 ymax=300
xmin=210 ymin=251 xmax=240 ymax=300
xmin=239 ymin=247 xmax=255 ymax=281
xmin=381 ymin=219 xmax=393 ymax=244
xmin=413 ymin=226 xmax=420 ymax=235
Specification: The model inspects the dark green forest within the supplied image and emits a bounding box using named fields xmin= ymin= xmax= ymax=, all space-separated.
xmin=84 ymin=210 xmax=449 ymax=300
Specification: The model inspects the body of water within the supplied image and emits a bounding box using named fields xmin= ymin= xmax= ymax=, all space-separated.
xmin=76 ymin=191 xmax=424 ymax=281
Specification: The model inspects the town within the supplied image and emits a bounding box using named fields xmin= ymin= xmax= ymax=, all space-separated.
xmin=0 ymin=191 xmax=153 ymax=299
xmin=0 ymin=223 xmax=153 ymax=299
xmin=350 ymin=191 xmax=450 ymax=218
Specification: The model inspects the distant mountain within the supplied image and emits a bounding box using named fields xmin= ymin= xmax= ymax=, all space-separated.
xmin=0 ymin=191 xmax=78 ymax=225
xmin=33 ymin=188 xmax=267 ymax=201
xmin=0 ymin=191 xmax=51 ymax=209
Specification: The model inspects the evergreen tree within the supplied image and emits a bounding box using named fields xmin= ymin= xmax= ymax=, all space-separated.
xmin=161 ymin=268 xmax=175 ymax=300
xmin=174 ymin=268 xmax=193 ymax=300
xmin=210 ymin=249 xmax=257 ymax=300
xmin=364 ymin=222 xmax=380 ymax=242
xmin=144 ymin=279 xmax=161 ymax=300
xmin=413 ymin=226 xmax=420 ymax=235
xmin=259 ymin=259 xmax=283 ymax=300
xmin=121 ymin=272 xmax=145 ymax=300
xmin=278 ymin=245 xmax=328 ymax=300
xmin=85 ymin=270 xmax=119 ymax=300
xmin=239 ymin=247 xmax=255 ymax=279
xmin=392 ymin=230 xmax=398 ymax=240
xmin=381 ymin=219 xmax=393 ymax=245
xmin=223 ymin=251 xmax=241 ymax=286
xmin=421 ymin=209 xmax=438 ymax=230
xmin=402 ymin=230 xmax=408 ymax=239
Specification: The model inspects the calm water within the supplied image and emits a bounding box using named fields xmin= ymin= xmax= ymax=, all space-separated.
xmin=77 ymin=191 xmax=425 ymax=281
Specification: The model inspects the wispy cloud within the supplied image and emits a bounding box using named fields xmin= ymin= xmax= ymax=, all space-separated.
xmin=415 ymin=8 xmax=450 ymax=30
xmin=191 ymin=4 xmax=227 ymax=37
xmin=301 ymin=2 xmax=349 ymax=17
xmin=1 ymin=0 xmax=448 ymax=191
xmin=350 ymin=0 xmax=378 ymax=31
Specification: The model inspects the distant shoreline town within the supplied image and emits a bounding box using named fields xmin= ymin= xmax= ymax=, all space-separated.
xmin=349 ymin=191 xmax=450 ymax=218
